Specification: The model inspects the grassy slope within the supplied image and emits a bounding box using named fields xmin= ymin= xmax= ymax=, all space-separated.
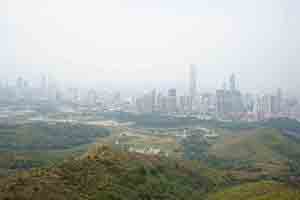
xmin=0 ymin=146 xmax=230 ymax=200
xmin=0 ymin=123 xmax=110 ymax=174
xmin=210 ymin=129 xmax=291 ymax=161
xmin=208 ymin=128 xmax=300 ymax=177
xmin=208 ymin=181 xmax=300 ymax=200
xmin=0 ymin=123 xmax=110 ymax=150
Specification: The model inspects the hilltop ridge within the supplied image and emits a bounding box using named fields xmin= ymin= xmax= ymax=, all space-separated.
xmin=0 ymin=146 xmax=229 ymax=200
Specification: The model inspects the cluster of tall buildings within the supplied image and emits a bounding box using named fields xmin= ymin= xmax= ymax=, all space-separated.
xmin=0 ymin=75 xmax=124 ymax=112
xmin=135 ymin=65 xmax=209 ymax=115
xmin=0 ymin=75 xmax=66 ymax=104
xmin=216 ymin=76 xmax=288 ymax=121
xmin=216 ymin=74 xmax=244 ymax=118
xmin=134 ymin=65 xmax=299 ymax=121
xmin=0 ymin=66 xmax=299 ymax=121
xmin=254 ymin=89 xmax=282 ymax=120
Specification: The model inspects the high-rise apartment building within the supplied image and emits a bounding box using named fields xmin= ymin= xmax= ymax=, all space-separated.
xmin=189 ymin=64 xmax=197 ymax=112
xmin=168 ymin=88 xmax=177 ymax=113
xmin=190 ymin=64 xmax=197 ymax=100
xmin=229 ymin=73 xmax=236 ymax=91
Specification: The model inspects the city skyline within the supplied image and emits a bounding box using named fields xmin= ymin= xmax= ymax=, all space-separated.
xmin=0 ymin=67 xmax=296 ymax=98
xmin=0 ymin=70 xmax=299 ymax=126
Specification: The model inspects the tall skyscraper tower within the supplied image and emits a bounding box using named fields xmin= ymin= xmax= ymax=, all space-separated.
xmin=276 ymin=88 xmax=282 ymax=113
xmin=151 ymin=89 xmax=156 ymax=112
xmin=229 ymin=73 xmax=236 ymax=91
xmin=168 ymin=88 xmax=177 ymax=113
xmin=189 ymin=64 xmax=197 ymax=100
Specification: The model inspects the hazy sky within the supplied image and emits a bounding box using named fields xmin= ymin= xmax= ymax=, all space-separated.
xmin=1 ymin=0 xmax=300 ymax=94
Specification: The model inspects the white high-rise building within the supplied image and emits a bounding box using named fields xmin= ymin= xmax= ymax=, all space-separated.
xmin=189 ymin=64 xmax=197 ymax=111
xmin=230 ymin=73 xmax=236 ymax=91
xmin=167 ymin=88 xmax=177 ymax=113
xmin=190 ymin=64 xmax=197 ymax=99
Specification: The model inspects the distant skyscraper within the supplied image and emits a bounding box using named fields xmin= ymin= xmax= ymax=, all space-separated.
xmin=216 ymin=89 xmax=232 ymax=117
xmin=276 ymin=88 xmax=282 ymax=113
xmin=168 ymin=88 xmax=177 ymax=97
xmin=255 ymin=95 xmax=265 ymax=121
xmin=168 ymin=88 xmax=177 ymax=113
xmin=270 ymin=95 xmax=277 ymax=114
xmin=151 ymin=89 xmax=156 ymax=112
xmin=136 ymin=91 xmax=155 ymax=113
xmin=263 ymin=95 xmax=272 ymax=115
xmin=189 ymin=64 xmax=197 ymax=112
xmin=229 ymin=73 xmax=236 ymax=91
xmin=156 ymin=92 xmax=163 ymax=111
xmin=189 ymin=64 xmax=197 ymax=100
xmin=216 ymin=74 xmax=244 ymax=118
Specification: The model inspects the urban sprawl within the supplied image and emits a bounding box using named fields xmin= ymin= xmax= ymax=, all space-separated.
xmin=0 ymin=65 xmax=299 ymax=123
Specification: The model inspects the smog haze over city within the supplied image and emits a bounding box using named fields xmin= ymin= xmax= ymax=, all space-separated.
xmin=2 ymin=1 xmax=300 ymax=200
xmin=2 ymin=0 xmax=300 ymax=95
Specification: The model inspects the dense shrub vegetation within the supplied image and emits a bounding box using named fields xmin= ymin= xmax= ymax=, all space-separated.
xmin=181 ymin=128 xmax=300 ymax=182
xmin=0 ymin=147 xmax=230 ymax=200
xmin=0 ymin=123 xmax=110 ymax=172
xmin=1 ymin=116 xmax=300 ymax=199
xmin=100 ymin=111 xmax=300 ymax=131
xmin=0 ymin=123 xmax=110 ymax=150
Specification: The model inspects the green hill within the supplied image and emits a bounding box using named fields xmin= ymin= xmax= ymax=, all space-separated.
xmin=208 ymin=181 xmax=300 ymax=200
xmin=183 ymin=128 xmax=300 ymax=180
xmin=0 ymin=140 xmax=300 ymax=200
xmin=210 ymin=128 xmax=300 ymax=162
xmin=0 ymin=123 xmax=110 ymax=151
xmin=0 ymin=146 xmax=230 ymax=200
xmin=0 ymin=123 xmax=110 ymax=174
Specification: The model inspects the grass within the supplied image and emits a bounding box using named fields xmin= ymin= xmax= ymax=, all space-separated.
xmin=207 ymin=181 xmax=300 ymax=200
xmin=210 ymin=129 xmax=281 ymax=162
xmin=96 ymin=127 xmax=182 ymax=158
xmin=182 ymin=127 xmax=300 ymax=181
xmin=210 ymin=129 xmax=300 ymax=163
xmin=0 ymin=123 xmax=110 ymax=174
xmin=208 ymin=128 xmax=300 ymax=175
xmin=0 ymin=123 xmax=110 ymax=150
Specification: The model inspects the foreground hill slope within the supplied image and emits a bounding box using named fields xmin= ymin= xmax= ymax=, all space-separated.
xmin=182 ymin=128 xmax=300 ymax=180
xmin=0 ymin=146 xmax=229 ymax=200
xmin=208 ymin=181 xmax=300 ymax=200
xmin=210 ymin=128 xmax=300 ymax=162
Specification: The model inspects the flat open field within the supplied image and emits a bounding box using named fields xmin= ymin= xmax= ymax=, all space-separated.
xmin=94 ymin=126 xmax=183 ymax=158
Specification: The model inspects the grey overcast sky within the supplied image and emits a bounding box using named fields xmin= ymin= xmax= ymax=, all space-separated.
xmin=1 ymin=0 xmax=300 ymax=93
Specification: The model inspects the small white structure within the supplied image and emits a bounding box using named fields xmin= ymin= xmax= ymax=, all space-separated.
xmin=204 ymin=133 xmax=219 ymax=138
